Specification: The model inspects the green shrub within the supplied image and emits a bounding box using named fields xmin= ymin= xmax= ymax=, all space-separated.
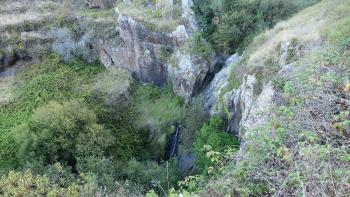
xmin=0 ymin=54 xmax=103 ymax=170
xmin=12 ymin=100 xmax=113 ymax=168
xmin=193 ymin=117 xmax=239 ymax=174
xmin=123 ymin=158 xmax=180 ymax=192
xmin=192 ymin=32 xmax=214 ymax=59
xmin=0 ymin=163 xmax=97 ymax=196
xmin=92 ymin=68 xmax=131 ymax=106
xmin=76 ymin=156 xmax=120 ymax=191
xmin=132 ymin=84 xmax=186 ymax=158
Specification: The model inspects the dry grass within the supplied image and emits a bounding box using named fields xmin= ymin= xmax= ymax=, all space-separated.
xmin=246 ymin=0 xmax=350 ymax=67
xmin=0 ymin=0 xmax=60 ymax=28
xmin=115 ymin=0 xmax=184 ymax=32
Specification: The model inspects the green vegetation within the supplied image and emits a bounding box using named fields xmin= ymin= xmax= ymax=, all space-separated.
xmin=194 ymin=117 xmax=239 ymax=174
xmin=193 ymin=0 xmax=320 ymax=53
xmin=0 ymin=54 xmax=205 ymax=194
xmin=0 ymin=55 xmax=103 ymax=169
xmin=182 ymin=0 xmax=350 ymax=196
xmin=191 ymin=32 xmax=214 ymax=59
xmin=2 ymin=0 xmax=349 ymax=196
xmin=0 ymin=54 xmax=150 ymax=192
xmin=132 ymin=84 xmax=209 ymax=159
xmin=123 ymin=158 xmax=180 ymax=192
xmin=0 ymin=163 xmax=143 ymax=196
xmin=78 ymin=9 xmax=115 ymax=19
xmin=13 ymin=100 xmax=113 ymax=168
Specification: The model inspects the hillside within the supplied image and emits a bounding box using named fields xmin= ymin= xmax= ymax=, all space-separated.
xmin=0 ymin=0 xmax=349 ymax=196
xmin=192 ymin=0 xmax=350 ymax=196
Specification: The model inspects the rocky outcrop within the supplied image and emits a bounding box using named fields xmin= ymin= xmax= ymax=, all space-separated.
xmin=114 ymin=14 xmax=171 ymax=86
xmin=223 ymin=75 xmax=256 ymax=135
xmin=181 ymin=0 xmax=198 ymax=32
xmin=98 ymin=1 xmax=218 ymax=99
xmin=0 ymin=50 xmax=32 ymax=71
xmin=202 ymin=54 xmax=240 ymax=113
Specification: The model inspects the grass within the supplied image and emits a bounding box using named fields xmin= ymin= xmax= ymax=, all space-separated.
xmin=116 ymin=0 xmax=184 ymax=32
xmin=246 ymin=0 xmax=350 ymax=67
xmin=78 ymin=9 xmax=115 ymax=19
xmin=132 ymin=84 xmax=184 ymax=130
xmin=220 ymin=0 xmax=350 ymax=100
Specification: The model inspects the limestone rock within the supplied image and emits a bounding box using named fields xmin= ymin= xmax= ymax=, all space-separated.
xmin=202 ymin=53 xmax=240 ymax=113
xmin=99 ymin=10 xmax=216 ymax=99
xmin=181 ymin=0 xmax=198 ymax=32
xmin=224 ymin=75 xmax=256 ymax=135
xmin=115 ymin=14 xmax=171 ymax=86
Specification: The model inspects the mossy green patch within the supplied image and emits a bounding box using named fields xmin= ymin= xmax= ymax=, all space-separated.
xmin=0 ymin=54 xmax=103 ymax=170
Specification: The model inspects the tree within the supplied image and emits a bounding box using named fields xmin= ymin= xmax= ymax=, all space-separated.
xmin=13 ymin=100 xmax=113 ymax=168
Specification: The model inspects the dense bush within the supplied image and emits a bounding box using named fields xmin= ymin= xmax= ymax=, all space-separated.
xmin=0 ymin=54 xmax=103 ymax=170
xmin=193 ymin=117 xmax=239 ymax=174
xmin=76 ymin=156 xmax=121 ymax=191
xmin=193 ymin=0 xmax=320 ymax=53
xmin=13 ymin=100 xmax=113 ymax=168
xmin=0 ymin=53 xmax=187 ymax=195
xmin=0 ymin=163 xmax=94 ymax=196
xmin=123 ymin=158 xmax=180 ymax=192
xmin=0 ymin=162 xmax=144 ymax=196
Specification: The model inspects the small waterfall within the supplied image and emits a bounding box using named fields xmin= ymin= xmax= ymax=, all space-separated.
xmin=165 ymin=124 xmax=181 ymax=160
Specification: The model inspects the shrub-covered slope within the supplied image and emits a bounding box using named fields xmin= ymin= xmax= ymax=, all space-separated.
xmin=190 ymin=0 xmax=350 ymax=196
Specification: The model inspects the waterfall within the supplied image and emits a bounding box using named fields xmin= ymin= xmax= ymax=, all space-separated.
xmin=165 ymin=124 xmax=181 ymax=160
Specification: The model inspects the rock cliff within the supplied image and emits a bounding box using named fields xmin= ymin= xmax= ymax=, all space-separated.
xmin=98 ymin=0 xmax=219 ymax=99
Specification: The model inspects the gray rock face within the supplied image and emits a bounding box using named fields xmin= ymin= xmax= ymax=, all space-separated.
xmin=279 ymin=40 xmax=302 ymax=67
xmin=181 ymin=0 xmax=198 ymax=32
xmin=50 ymin=26 xmax=98 ymax=63
xmin=224 ymin=75 xmax=256 ymax=135
xmin=240 ymin=83 xmax=275 ymax=136
xmin=115 ymin=15 xmax=170 ymax=86
xmin=99 ymin=8 xmax=217 ymax=99
xmin=202 ymin=54 xmax=240 ymax=113
xmin=234 ymin=81 xmax=275 ymax=163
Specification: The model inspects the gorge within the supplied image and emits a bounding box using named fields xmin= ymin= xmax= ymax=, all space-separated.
xmin=0 ymin=0 xmax=349 ymax=196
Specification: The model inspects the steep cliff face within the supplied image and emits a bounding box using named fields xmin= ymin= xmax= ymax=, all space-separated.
xmin=98 ymin=0 xmax=218 ymax=99
xmin=0 ymin=0 xmax=221 ymax=100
